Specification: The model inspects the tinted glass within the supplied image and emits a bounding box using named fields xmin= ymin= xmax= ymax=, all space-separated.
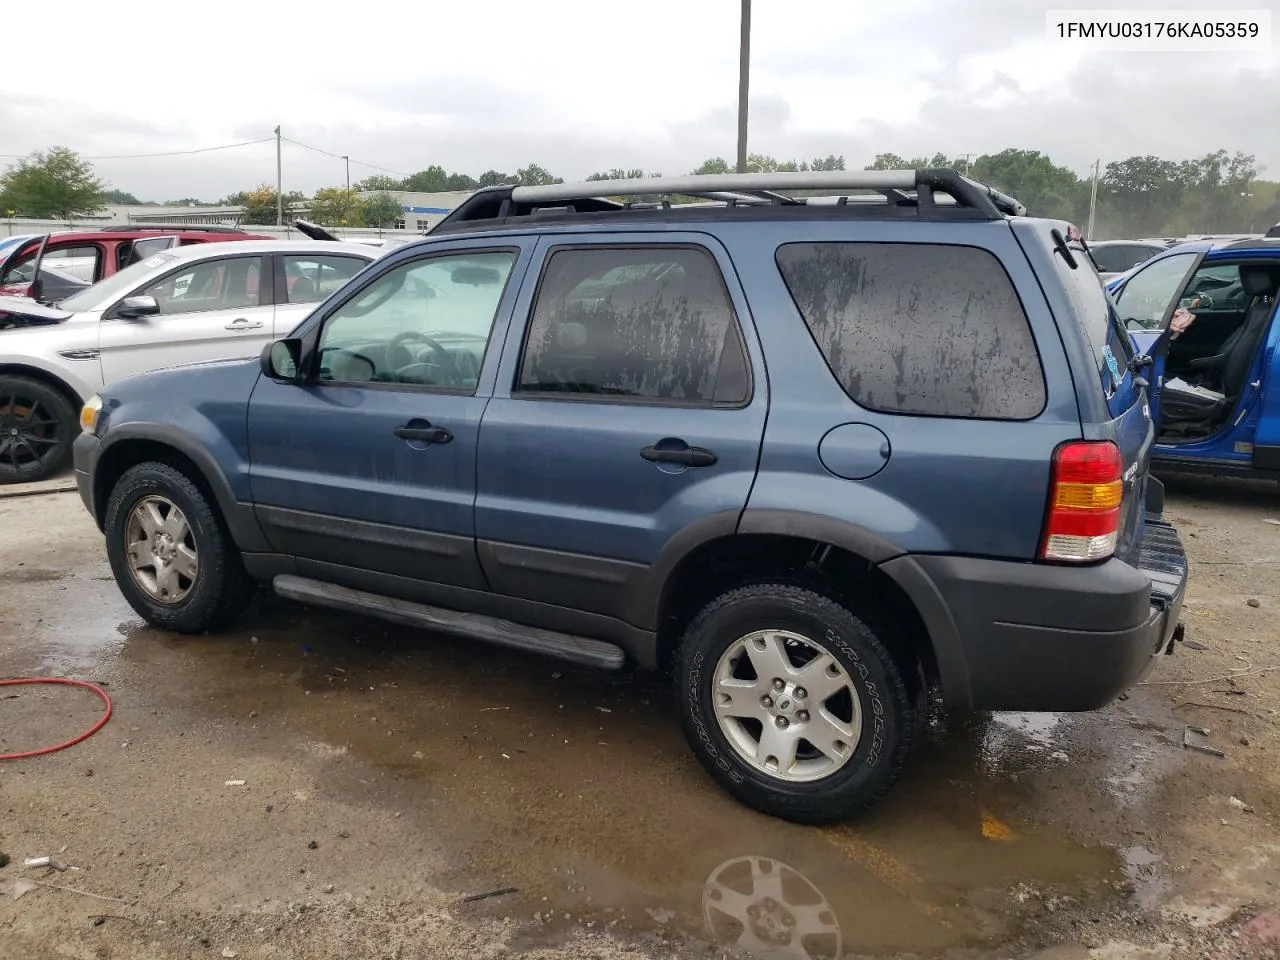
xmin=1053 ymin=238 xmax=1134 ymax=368
xmin=776 ymin=242 xmax=1045 ymax=419
xmin=1114 ymin=253 xmax=1198 ymax=331
xmin=141 ymin=257 xmax=261 ymax=315
xmin=282 ymin=254 xmax=368 ymax=304
xmin=317 ymin=250 xmax=515 ymax=390
xmin=518 ymin=246 xmax=748 ymax=404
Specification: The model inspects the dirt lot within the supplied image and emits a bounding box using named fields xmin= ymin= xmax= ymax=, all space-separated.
xmin=2 ymin=474 xmax=1280 ymax=960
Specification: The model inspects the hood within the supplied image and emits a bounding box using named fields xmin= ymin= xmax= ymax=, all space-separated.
xmin=0 ymin=295 xmax=74 ymax=330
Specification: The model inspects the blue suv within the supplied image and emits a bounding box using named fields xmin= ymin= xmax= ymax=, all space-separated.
xmin=73 ymin=170 xmax=1188 ymax=823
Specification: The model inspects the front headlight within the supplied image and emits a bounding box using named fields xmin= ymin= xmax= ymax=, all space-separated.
xmin=80 ymin=395 xmax=103 ymax=434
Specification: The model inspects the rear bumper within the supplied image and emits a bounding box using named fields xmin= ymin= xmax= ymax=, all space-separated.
xmin=882 ymin=518 xmax=1188 ymax=712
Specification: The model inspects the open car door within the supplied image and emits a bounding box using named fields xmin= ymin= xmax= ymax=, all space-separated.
xmin=125 ymin=236 xmax=180 ymax=266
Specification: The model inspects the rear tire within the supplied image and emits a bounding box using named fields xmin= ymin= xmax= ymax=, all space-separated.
xmin=104 ymin=461 xmax=254 ymax=632
xmin=0 ymin=375 xmax=77 ymax=484
xmin=677 ymin=582 xmax=916 ymax=824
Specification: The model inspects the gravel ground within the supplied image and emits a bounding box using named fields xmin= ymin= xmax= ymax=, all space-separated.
xmin=1 ymin=474 xmax=1279 ymax=960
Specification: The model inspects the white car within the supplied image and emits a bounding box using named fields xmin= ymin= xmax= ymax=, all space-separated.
xmin=0 ymin=239 xmax=378 ymax=483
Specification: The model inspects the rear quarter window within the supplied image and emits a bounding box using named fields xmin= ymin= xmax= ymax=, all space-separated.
xmin=775 ymin=242 xmax=1046 ymax=420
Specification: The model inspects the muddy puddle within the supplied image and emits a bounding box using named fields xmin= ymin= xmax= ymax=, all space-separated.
xmin=35 ymin=588 xmax=1191 ymax=959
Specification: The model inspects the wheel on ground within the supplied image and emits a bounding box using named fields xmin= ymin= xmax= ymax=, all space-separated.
xmin=677 ymin=583 xmax=916 ymax=824
xmin=104 ymin=461 xmax=254 ymax=632
xmin=0 ymin=376 xmax=77 ymax=484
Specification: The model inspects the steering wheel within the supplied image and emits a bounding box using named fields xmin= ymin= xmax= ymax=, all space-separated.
xmin=388 ymin=331 xmax=456 ymax=377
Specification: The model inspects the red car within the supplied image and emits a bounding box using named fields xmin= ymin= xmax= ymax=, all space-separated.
xmin=0 ymin=225 xmax=273 ymax=302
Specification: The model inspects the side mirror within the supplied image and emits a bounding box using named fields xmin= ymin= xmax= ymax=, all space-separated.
xmin=262 ymin=338 xmax=302 ymax=381
xmin=117 ymin=295 xmax=160 ymax=320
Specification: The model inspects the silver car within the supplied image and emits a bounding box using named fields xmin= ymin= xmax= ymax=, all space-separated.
xmin=0 ymin=239 xmax=378 ymax=483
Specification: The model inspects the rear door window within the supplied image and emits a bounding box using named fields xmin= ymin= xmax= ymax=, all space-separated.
xmin=281 ymin=254 xmax=368 ymax=304
xmin=517 ymin=246 xmax=750 ymax=405
xmin=775 ymin=242 xmax=1045 ymax=419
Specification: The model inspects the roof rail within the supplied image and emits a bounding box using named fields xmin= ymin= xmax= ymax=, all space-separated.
xmin=434 ymin=168 xmax=1026 ymax=233
xmin=99 ymin=224 xmax=248 ymax=234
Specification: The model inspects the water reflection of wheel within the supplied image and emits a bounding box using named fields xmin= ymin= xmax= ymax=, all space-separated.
xmin=702 ymin=855 xmax=842 ymax=960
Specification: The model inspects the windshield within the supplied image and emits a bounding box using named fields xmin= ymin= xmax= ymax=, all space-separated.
xmin=57 ymin=251 xmax=181 ymax=312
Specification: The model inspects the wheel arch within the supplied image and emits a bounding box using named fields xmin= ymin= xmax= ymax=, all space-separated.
xmin=93 ymin=427 xmax=269 ymax=552
xmin=0 ymin=363 xmax=86 ymax=419
xmin=647 ymin=512 xmax=944 ymax=700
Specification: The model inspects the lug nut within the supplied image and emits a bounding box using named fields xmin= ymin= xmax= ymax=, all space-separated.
xmin=795 ymin=687 xmax=807 ymax=700
xmin=761 ymin=695 xmax=774 ymax=708
xmin=773 ymin=679 xmax=785 ymax=691
xmin=775 ymin=716 xmax=789 ymax=728
xmin=797 ymin=710 xmax=809 ymax=722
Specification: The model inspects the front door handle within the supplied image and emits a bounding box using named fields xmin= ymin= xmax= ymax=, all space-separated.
xmin=394 ymin=422 xmax=453 ymax=444
xmin=225 ymin=318 xmax=264 ymax=331
xmin=640 ymin=440 xmax=717 ymax=467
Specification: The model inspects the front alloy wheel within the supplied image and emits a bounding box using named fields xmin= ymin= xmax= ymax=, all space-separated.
xmin=123 ymin=495 xmax=200 ymax=603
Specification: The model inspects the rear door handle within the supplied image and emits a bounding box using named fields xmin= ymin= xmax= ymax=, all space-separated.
xmin=640 ymin=441 xmax=717 ymax=467
xmin=225 ymin=317 xmax=264 ymax=331
xmin=394 ymin=422 xmax=453 ymax=444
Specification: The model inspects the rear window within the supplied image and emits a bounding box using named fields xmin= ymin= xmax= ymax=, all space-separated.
xmin=1052 ymin=237 xmax=1134 ymax=368
xmin=775 ymin=242 xmax=1046 ymax=420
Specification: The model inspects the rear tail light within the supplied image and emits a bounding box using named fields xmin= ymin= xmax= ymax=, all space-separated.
xmin=1041 ymin=440 xmax=1123 ymax=562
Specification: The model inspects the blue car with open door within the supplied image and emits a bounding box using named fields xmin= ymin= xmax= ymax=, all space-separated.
xmin=1107 ymin=237 xmax=1280 ymax=480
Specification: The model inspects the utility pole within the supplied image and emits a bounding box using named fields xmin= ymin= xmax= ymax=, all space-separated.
xmin=343 ymin=156 xmax=351 ymax=196
xmin=736 ymin=0 xmax=751 ymax=174
xmin=1087 ymin=158 xmax=1100 ymax=240
xmin=274 ymin=125 xmax=283 ymax=227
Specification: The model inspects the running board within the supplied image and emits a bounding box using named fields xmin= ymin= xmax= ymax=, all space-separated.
xmin=271 ymin=574 xmax=626 ymax=670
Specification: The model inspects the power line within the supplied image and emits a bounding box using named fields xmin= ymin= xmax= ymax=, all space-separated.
xmin=1 ymin=138 xmax=275 ymax=161
xmin=281 ymin=137 xmax=408 ymax=178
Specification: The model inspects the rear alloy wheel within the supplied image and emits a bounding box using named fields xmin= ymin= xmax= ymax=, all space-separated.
xmin=678 ymin=583 xmax=917 ymax=823
xmin=0 ymin=376 xmax=77 ymax=484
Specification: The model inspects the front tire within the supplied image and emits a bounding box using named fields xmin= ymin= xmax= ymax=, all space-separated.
xmin=0 ymin=375 xmax=77 ymax=484
xmin=677 ymin=583 xmax=916 ymax=824
xmin=104 ymin=461 xmax=254 ymax=632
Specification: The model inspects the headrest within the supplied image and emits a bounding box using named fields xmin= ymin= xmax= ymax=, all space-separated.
xmin=1240 ymin=264 xmax=1279 ymax=298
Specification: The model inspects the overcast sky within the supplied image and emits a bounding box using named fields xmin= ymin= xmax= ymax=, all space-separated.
xmin=1 ymin=0 xmax=1275 ymax=201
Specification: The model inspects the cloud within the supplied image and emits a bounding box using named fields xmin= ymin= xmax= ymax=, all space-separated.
xmin=0 ymin=0 xmax=1274 ymax=200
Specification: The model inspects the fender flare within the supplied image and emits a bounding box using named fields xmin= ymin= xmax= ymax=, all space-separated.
xmin=96 ymin=422 xmax=270 ymax=552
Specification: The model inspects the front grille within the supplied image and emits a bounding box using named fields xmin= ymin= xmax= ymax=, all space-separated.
xmin=1137 ymin=518 xmax=1187 ymax=607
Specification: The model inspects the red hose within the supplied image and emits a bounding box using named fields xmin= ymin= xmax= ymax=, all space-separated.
xmin=0 ymin=678 xmax=112 ymax=760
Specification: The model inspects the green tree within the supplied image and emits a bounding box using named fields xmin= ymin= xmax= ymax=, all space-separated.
xmin=515 ymin=163 xmax=561 ymax=186
xmin=0 ymin=147 xmax=105 ymax=219
xmin=691 ymin=157 xmax=732 ymax=176
xmin=477 ymin=170 xmax=512 ymax=188
xmin=227 ymin=185 xmax=305 ymax=225
xmin=101 ymin=188 xmax=141 ymax=204
xmin=357 ymin=174 xmax=404 ymax=191
xmin=308 ymin=186 xmax=361 ymax=226
xmin=404 ymin=165 xmax=450 ymax=192
xmin=968 ymin=149 xmax=1087 ymax=222
xmin=358 ymin=191 xmax=404 ymax=228
xmin=864 ymin=152 xmax=951 ymax=171
xmin=444 ymin=172 xmax=478 ymax=191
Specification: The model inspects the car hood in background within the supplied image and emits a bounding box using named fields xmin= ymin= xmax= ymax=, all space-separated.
xmin=0 ymin=296 xmax=74 ymax=329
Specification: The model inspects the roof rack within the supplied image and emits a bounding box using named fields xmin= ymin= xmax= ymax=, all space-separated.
xmin=98 ymin=224 xmax=248 ymax=234
xmin=433 ymin=168 xmax=1026 ymax=234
